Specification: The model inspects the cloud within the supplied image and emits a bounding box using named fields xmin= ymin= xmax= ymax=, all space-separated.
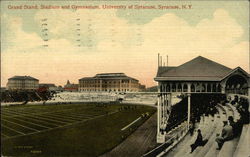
xmin=1 ymin=8 xmax=249 ymax=87
xmin=2 ymin=15 xmax=43 ymax=52
xmin=33 ymin=9 xmax=132 ymax=48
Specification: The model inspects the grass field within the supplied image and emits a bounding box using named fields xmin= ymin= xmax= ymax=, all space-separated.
xmin=1 ymin=103 xmax=156 ymax=157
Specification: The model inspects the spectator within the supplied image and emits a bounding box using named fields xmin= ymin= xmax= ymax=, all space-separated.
xmin=190 ymin=129 xmax=207 ymax=153
xmin=228 ymin=116 xmax=237 ymax=137
xmin=189 ymin=120 xmax=195 ymax=136
xmin=215 ymin=121 xmax=234 ymax=150
xmin=236 ymin=98 xmax=249 ymax=124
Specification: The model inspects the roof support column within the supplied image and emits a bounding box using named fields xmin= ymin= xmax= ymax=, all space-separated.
xmin=100 ymin=80 xmax=102 ymax=92
xmin=216 ymin=83 xmax=219 ymax=92
xmin=220 ymin=81 xmax=226 ymax=94
xmin=129 ymin=80 xmax=131 ymax=92
xmin=157 ymin=82 xmax=166 ymax=143
xmin=119 ymin=80 xmax=122 ymax=92
xmin=187 ymin=83 xmax=191 ymax=130
xmin=157 ymin=97 xmax=164 ymax=143
xmin=163 ymin=93 xmax=166 ymax=126
xmin=157 ymin=82 xmax=161 ymax=135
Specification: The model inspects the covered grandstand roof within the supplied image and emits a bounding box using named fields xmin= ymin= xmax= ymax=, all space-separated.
xmin=8 ymin=76 xmax=39 ymax=81
xmin=155 ymin=56 xmax=233 ymax=81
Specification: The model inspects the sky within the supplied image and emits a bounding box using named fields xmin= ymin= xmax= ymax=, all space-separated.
xmin=1 ymin=1 xmax=249 ymax=87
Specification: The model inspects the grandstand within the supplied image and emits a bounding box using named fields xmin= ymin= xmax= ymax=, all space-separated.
xmin=51 ymin=92 xmax=159 ymax=105
xmin=1 ymin=90 xmax=160 ymax=107
xmin=143 ymin=55 xmax=250 ymax=157
xmin=140 ymin=94 xmax=249 ymax=157
xmin=153 ymin=95 xmax=249 ymax=157
xmin=1 ymin=90 xmax=54 ymax=104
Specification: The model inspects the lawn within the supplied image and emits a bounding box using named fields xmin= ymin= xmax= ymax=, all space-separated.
xmin=1 ymin=103 xmax=156 ymax=157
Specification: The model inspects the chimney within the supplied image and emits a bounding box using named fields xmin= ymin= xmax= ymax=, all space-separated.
xmin=158 ymin=53 xmax=160 ymax=68
xmin=167 ymin=55 xmax=168 ymax=67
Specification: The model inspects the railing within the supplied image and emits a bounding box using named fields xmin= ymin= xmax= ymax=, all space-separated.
xmin=142 ymin=120 xmax=188 ymax=157
xmin=142 ymin=137 xmax=174 ymax=157
xmin=166 ymin=116 xmax=188 ymax=133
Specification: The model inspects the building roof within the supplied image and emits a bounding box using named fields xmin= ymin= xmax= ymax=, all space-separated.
xmin=64 ymin=84 xmax=78 ymax=88
xmin=156 ymin=66 xmax=176 ymax=78
xmin=95 ymin=73 xmax=125 ymax=77
xmin=80 ymin=77 xmax=96 ymax=80
xmin=79 ymin=73 xmax=138 ymax=81
xmin=220 ymin=66 xmax=250 ymax=81
xmin=39 ymin=83 xmax=56 ymax=87
xmin=8 ymin=76 xmax=39 ymax=81
xmin=155 ymin=56 xmax=233 ymax=81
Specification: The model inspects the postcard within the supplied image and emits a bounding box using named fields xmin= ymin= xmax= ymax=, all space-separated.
xmin=1 ymin=0 xmax=249 ymax=157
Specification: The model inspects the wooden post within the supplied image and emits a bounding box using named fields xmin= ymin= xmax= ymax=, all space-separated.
xmin=188 ymin=94 xmax=191 ymax=129
xmin=157 ymin=83 xmax=161 ymax=135
xmin=187 ymin=83 xmax=191 ymax=130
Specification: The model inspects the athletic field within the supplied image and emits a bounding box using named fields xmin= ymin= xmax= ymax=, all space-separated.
xmin=1 ymin=103 xmax=156 ymax=156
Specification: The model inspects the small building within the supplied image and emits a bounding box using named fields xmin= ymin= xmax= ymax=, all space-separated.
xmin=7 ymin=76 xmax=39 ymax=91
xmin=64 ymin=80 xmax=78 ymax=92
xmin=79 ymin=73 xmax=142 ymax=92
xmin=139 ymin=83 xmax=146 ymax=92
xmin=57 ymin=85 xmax=64 ymax=91
xmin=39 ymin=83 xmax=57 ymax=92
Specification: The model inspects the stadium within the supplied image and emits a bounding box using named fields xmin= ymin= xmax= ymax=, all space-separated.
xmin=1 ymin=56 xmax=249 ymax=157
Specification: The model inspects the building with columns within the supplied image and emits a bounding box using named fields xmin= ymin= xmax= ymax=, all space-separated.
xmin=154 ymin=56 xmax=250 ymax=143
xmin=79 ymin=73 xmax=141 ymax=92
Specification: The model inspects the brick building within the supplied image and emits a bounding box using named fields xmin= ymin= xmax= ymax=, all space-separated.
xmin=79 ymin=73 xmax=143 ymax=92
xmin=64 ymin=80 xmax=79 ymax=92
xmin=7 ymin=76 xmax=39 ymax=90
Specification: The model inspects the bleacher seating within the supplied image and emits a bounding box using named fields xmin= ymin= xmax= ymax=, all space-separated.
xmin=233 ymin=124 xmax=250 ymax=157
xmin=162 ymin=98 xmax=249 ymax=157
xmin=202 ymin=103 xmax=244 ymax=157
xmin=218 ymin=97 xmax=250 ymax=157
xmin=191 ymin=108 xmax=224 ymax=157
xmin=227 ymin=103 xmax=240 ymax=120
xmin=203 ymin=107 xmax=226 ymax=157
xmin=178 ymin=107 xmax=223 ymax=157
xmin=164 ymin=97 xmax=188 ymax=132
xmin=218 ymin=137 xmax=239 ymax=157
xmin=1 ymin=90 xmax=54 ymax=103
xmin=48 ymin=92 xmax=158 ymax=105
xmin=51 ymin=92 xmax=120 ymax=102
xmin=123 ymin=93 xmax=157 ymax=104
xmin=164 ymin=113 xmax=218 ymax=157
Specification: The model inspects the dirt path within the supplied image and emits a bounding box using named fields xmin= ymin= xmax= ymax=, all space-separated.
xmin=100 ymin=113 xmax=157 ymax=157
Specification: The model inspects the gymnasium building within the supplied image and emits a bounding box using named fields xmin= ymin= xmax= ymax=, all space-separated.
xmin=79 ymin=73 xmax=144 ymax=92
